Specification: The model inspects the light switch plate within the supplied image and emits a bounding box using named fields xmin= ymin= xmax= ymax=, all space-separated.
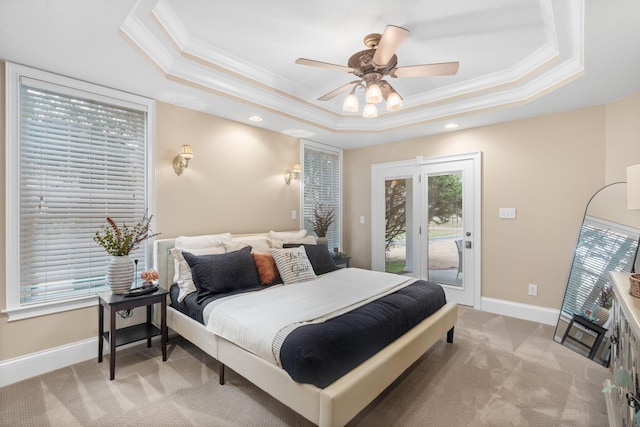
xmin=499 ymin=208 xmax=516 ymax=219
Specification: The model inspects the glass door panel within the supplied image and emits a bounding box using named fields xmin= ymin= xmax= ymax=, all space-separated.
xmin=426 ymin=173 xmax=463 ymax=287
xmin=384 ymin=178 xmax=414 ymax=275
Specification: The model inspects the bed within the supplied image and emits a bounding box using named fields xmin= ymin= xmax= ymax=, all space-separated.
xmin=153 ymin=234 xmax=457 ymax=427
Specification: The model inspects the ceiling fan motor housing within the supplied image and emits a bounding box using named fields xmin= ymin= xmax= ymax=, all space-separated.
xmin=348 ymin=49 xmax=398 ymax=77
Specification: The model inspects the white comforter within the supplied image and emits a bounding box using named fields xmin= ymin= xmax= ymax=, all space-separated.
xmin=205 ymin=268 xmax=416 ymax=366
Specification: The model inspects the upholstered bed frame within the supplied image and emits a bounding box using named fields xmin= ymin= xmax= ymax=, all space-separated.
xmin=154 ymin=237 xmax=457 ymax=427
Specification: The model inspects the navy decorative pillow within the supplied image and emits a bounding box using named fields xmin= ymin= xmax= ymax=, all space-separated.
xmin=183 ymin=246 xmax=260 ymax=303
xmin=283 ymin=243 xmax=338 ymax=275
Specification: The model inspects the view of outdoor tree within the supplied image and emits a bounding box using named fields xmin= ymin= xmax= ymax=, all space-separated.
xmin=385 ymin=174 xmax=462 ymax=249
xmin=428 ymin=174 xmax=462 ymax=224
xmin=385 ymin=180 xmax=407 ymax=250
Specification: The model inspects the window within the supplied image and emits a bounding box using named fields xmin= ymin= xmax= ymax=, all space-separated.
xmin=301 ymin=140 xmax=342 ymax=251
xmin=4 ymin=63 xmax=155 ymax=320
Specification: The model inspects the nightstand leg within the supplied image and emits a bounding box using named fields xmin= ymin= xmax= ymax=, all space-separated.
xmin=146 ymin=305 xmax=152 ymax=348
xmin=110 ymin=306 xmax=116 ymax=380
xmin=98 ymin=303 xmax=104 ymax=363
xmin=161 ymin=299 xmax=167 ymax=361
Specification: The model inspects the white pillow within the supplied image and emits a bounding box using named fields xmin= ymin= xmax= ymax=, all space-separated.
xmin=173 ymin=233 xmax=232 ymax=283
xmin=269 ymin=229 xmax=307 ymax=241
xmin=272 ymin=246 xmax=317 ymax=285
xmin=170 ymin=246 xmax=225 ymax=302
xmin=287 ymin=235 xmax=317 ymax=245
xmin=224 ymin=239 xmax=272 ymax=254
xmin=270 ymin=235 xmax=317 ymax=248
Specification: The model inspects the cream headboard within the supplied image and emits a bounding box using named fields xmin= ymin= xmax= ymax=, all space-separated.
xmin=153 ymin=232 xmax=286 ymax=291
xmin=154 ymin=238 xmax=177 ymax=291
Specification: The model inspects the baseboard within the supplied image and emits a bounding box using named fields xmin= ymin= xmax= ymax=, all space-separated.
xmin=0 ymin=337 xmax=97 ymax=387
xmin=0 ymin=332 xmax=177 ymax=388
xmin=480 ymin=297 xmax=560 ymax=326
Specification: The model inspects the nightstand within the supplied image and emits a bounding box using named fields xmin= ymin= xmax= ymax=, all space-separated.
xmin=333 ymin=256 xmax=351 ymax=268
xmin=97 ymin=288 xmax=169 ymax=380
xmin=560 ymin=313 xmax=607 ymax=360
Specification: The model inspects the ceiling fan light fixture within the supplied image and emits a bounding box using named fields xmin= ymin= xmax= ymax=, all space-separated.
xmin=386 ymin=91 xmax=403 ymax=111
xmin=365 ymin=83 xmax=382 ymax=104
xmin=362 ymin=103 xmax=378 ymax=119
xmin=342 ymin=91 xmax=359 ymax=112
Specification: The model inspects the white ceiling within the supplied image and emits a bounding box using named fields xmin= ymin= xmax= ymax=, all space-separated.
xmin=0 ymin=0 xmax=639 ymax=149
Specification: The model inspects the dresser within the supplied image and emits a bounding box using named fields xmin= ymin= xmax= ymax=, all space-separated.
xmin=607 ymin=271 xmax=640 ymax=427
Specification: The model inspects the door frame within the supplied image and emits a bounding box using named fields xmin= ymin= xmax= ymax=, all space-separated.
xmin=371 ymin=152 xmax=482 ymax=309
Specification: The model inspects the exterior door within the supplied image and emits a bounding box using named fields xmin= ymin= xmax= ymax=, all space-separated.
xmin=371 ymin=153 xmax=481 ymax=307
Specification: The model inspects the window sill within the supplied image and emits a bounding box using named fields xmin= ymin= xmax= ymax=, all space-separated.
xmin=2 ymin=295 xmax=98 ymax=321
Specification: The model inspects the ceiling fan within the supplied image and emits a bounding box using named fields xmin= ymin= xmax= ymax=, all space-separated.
xmin=296 ymin=25 xmax=459 ymax=118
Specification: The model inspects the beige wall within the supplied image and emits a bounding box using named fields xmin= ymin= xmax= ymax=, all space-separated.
xmin=155 ymin=102 xmax=301 ymax=237
xmin=605 ymin=93 xmax=640 ymax=183
xmin=344 ymin=107 xmax=608 ymax=309
xmin=0 ymin=91 xmax=301 ymax=361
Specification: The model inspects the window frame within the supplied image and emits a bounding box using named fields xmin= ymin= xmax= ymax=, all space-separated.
xmin=4 ymin=62 xmax=156 ymax=321
xmin=300 ymin=139 xmax=343 ymax=251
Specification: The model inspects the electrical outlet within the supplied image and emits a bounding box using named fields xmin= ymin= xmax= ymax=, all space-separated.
xmin=574 ymin=331 xmax=583 ymax=340
xmin=528 ymin=284 xmax=538 ymax=296
xmin=291 ymin=210 xmax=297 ymax=220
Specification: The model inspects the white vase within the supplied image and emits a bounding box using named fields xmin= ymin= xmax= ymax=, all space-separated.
xmin=593 ymin=306 xmax=609 ymax=326
xmin=107 ymin=255 xmax=134 ymax=294
xmin=317 ymin=236 xmax=328 ymax=246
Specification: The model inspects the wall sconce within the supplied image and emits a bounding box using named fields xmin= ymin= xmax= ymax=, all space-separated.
xmin=627 ymin=164 xmax=640 ymax=210
xmin=284 ymin=162 xmax=302 ymax=185
xmin=173 ymin=145 xmax=194 ymax=176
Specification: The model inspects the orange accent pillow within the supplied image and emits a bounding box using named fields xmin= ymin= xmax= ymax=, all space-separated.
xmin=252 ymin=253 xmax=282 ymax=285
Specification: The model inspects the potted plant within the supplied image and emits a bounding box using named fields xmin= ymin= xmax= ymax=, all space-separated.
xmin=309 ymin=204 xmax=334 ymax=246
xmin=593 ymin=285 xmax=614 ymax=326
xmin=94 ymin=213 xmax=159 ymax=294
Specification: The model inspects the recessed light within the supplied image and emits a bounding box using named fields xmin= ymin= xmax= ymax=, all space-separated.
xmin=444 ymin=123 xmax=459 ymax=129
xmin=248 ymin=115 xmax=263 ymax=122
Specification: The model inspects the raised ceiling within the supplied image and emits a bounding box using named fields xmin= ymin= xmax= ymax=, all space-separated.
xmin=0 ymin=0 xmax=639 ymax=149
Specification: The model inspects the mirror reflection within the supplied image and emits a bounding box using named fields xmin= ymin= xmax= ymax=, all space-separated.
xmin=554 ymin=182 xmax=640 ymax=366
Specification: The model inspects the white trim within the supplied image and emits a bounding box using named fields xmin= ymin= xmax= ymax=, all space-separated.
xmin=480 ymin=296 xmax=560 ymax=326
xmin=370 ymin=152 xmax=482 ymax=309
xmin=121 ymin=0 xmax=585 ymax=132
xmin=0 ymin=331 xmax=173 ymax=387
xmin=4 ymin=62 xmax=156 ymax=320
xmin=300 ymin=140 xmax=343 ymax=250
xmin=2 ymin=295 xmax=97 ymax=322
xmin=0 ymin=338 xmax=96 ymax=387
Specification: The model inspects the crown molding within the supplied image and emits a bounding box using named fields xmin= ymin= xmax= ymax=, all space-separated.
xmin=120 ymin=0 xmax=585 ymax=133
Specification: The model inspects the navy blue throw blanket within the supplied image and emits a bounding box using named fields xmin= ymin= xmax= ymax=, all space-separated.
xmin=279 ymin=279 xmax=446 ymax=388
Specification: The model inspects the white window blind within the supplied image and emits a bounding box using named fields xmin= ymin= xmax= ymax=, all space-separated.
xmin=560 ymin=216 xmax=639 ymax=318
xmin=302 ymin=142 xmax=342 ymax=251
xmin=5 ymin=63 xmax=154 ymax=319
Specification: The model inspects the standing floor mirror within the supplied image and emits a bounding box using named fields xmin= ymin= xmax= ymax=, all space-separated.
xmin=554 ymin=182 xmax=640 ymax=366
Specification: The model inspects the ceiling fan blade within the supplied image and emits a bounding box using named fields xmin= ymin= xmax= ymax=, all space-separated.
xmin=317 ymin=80 xmax=361 ymax=101
xmin=295 ymin=58 xmax=356 ymax=73
xmin=372 ymin=25 xmax=409 ymax=67
xmin=391 ymin=62 xmax=460 ymax=78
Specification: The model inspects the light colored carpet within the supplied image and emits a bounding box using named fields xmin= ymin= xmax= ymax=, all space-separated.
xmin=0 ymin=306 xmax=609 ymax=426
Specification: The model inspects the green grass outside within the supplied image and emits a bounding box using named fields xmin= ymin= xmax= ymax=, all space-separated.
xmin=385 ymin=260 xmax=407 ymax=274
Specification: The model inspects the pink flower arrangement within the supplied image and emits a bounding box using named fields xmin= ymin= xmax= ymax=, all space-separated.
xmin=141 ymin=269 xmax=159 ymax=284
